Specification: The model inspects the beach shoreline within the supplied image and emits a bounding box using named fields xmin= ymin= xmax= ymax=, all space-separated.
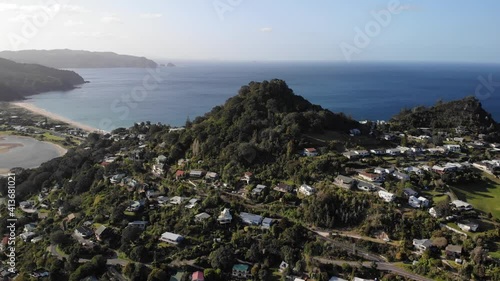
xmin=11 ymin=101 xmax=105 ymax=133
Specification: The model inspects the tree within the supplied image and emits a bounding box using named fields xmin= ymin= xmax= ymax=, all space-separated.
xmin=208 ymin=245 xmax=234 ymax=270
xmin=50 ymin=230 xmax=68 ymax=245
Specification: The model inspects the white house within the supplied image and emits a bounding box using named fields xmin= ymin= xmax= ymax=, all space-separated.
xmin=444 ymin=144 xmax=461 ymax=153
xmin=195 ymin=212 xmax=211 ymax=222
xmin=409 ymin=196 xmax=430 ymax=208
xmin=413 ymin=239 xmax=432 ymax=252
xmin=378 ymin=190 xmax=396 ymax=202
xmin=240 ymin=212 xmax=263 ymax=225
xmin=252 ymin=184 xmax=267 ymax=195
xmin=354 ymin=150 xmax=370 ymax=157
xmin=159 ymin=232 xmax=184 ymax=244
xmin=217 ymin=208 xmax=232 ymax=224
xmin=457 ymin=221 xmax=479 ymax=232
xmin=451 ymin=200 xmax=473 ymax=211
xmin=393 ymin=171 xmax=410 ymax=181
xmin=261 ymin=218 xmax=273 ymax=229
xmin=299 ymin=184 xmax=316 ymax=196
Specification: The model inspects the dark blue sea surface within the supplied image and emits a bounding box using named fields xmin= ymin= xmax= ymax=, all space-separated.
xmin=27 ymin=61 xmax=500 ymax=131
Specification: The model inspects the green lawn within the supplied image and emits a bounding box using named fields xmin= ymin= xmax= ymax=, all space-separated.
xmin=450 ymin=173 xmax=500 ymax=219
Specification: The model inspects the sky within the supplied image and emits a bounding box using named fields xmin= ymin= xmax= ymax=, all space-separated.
xmin=0 ymin=0 xmax=499 ymax=63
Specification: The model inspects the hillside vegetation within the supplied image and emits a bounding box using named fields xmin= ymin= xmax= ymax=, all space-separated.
xmin=0 ymin=58 xmax=85 ymax=101
xmin=390 ymin=96 xmax=498 ymax=133
xmin=0 ymin=49 xmax=158 ymax=68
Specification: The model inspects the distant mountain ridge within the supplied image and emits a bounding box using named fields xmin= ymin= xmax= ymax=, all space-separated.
xmin=0 ymin=49 xmax=158 ymax=69
xmin=0 ymin=58 xmax=85 ymax=101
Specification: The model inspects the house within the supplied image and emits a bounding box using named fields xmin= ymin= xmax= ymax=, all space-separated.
xmin=329 ymin=277 xmax=348 ymax=281
xmin=410 ymin=147 xmax=424 ymax=154
xmin=274 ymin=183 xmax=292 ymax=193
xmin=240 ymin=212 xmax=263 ymax=225
xmin=185 ymin=198 xmax=199 ymax=209
xmin=23 ymin=223 xmax=37 ymax=233
xmin=358 ymin=172 xmax=384 ymax=182
xmin=192 ymin=271 xmax=204 ymax=281
xmin=152 ymin=155 xmax=168 ymax=176
xmin=404 ymin=166 xmax=423 ymax=175
xmin=75 ymin=226 xmax=93 ymax=239
xmin=413 ymin=239 xmax=433 ymax=252
xmin=354 ymin=150 xmax=370 ymax=157
xmin=299 ymin=184 xmax=316 ymax=196
xmin=432 ymin=165 xmax=454 ymax=174
xmin=261 ymin=218 xmax=273 ymax=229
xmin=251 ymin=184 xmax=267 ymax=196
xmin=95 ymin=225 xmax=111 ymax=241
xmin=304 ymin=148 xmax=318 ymax=157
xmin=189 ymin=170 xmax=204 ymax=178
xmin=241 ymin=172 xmax=254 ymax=184
xmin=170 ymin=196 xmax=184 ymax=205
xmin=427 ymin=147 xmax=445 ymax=154
xmin=20 ymin=232 xmax=36 ymax=242
xmin=126 ymin=200 xmax=143 ymax=212
xmin=349 ymin=128 xmax=361 ymax=135
xmin=342 ymin=151 xmax=359 ymax=160
xmin=335 ymin=175 xmax=357 ymax=189
xmin=175 ymin=170 xmax=186 ymax=180
xmin=279 ymin=261 xmax=289 ymax=273
xmin=409 ymin=196 xmax=422 ymax=208
xmin=128 ymin=221 xmax=148 ymax=230
xmin=445 ymin=245 xmax=463 ymax=259
xmin=444 ymin=144 xmax=461 ymax=153
xmin=373 ymin=167 xmax=386 ymax=174
xmin=457 ymin=221 xmax=479 ymax=232
xmin=370 ymin=149 xmax=385 ymax=155
xmin=357 ymin=181 xmax=376 ymax=192
xmin=393 ymin=171 xmax=410 ymax=181
xmin=403 ymin=188 xmax=418 ymax=198
xmin=110 ymin=173 xmax=126 ymax=184
xmin=205 ymin=172 xmax=218 ymax=181
xmin=428 ymin=207 xmax=440 ymax=218
xmin=232 ymin=264 xmax=250 ymax=279
xmin=159 ymin=232 xmax=184 ymax=244
xmin=218 ymin=208 xmax=233 ymax=224
xmin=451 ymin=200 xmax=473 ymax=211
xmin=195 ymin=212 xmax=211 ymax=222
xmin=418 ymin=196 xmax=430 ymax=207
xmin=386 ymin=148 xmax=401 ymax=156
xmin=378 ymin=190 xmax=396 ymax=202
xmin=353 ymin=278 xmax=375 ymax=281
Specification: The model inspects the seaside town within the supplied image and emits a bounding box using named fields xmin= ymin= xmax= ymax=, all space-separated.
xmin=0 ymin=82 xmax=499 ymax=281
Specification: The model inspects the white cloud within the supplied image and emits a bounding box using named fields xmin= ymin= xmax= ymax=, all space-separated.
xmin=101 ymin=15 xmax=121 ymax=24
xmin=260 ymin=27 xmax=273 ymax=33
xmin=139 ymin=13 xmax=162 ymax=19
xmin=64 ymin=20 xmax=84 ymax=27
xmin=62 ymin=5 xmax=90 ymax=13
xmin=0 ymin=3 xmax=88 ymax=13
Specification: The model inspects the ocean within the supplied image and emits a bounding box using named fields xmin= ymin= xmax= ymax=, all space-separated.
xmin=26 ymin=61 xmax=500 ymax=131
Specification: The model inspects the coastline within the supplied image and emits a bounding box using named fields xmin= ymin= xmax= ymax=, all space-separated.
xmin=11 ymin=101 xmax=104 ymax=133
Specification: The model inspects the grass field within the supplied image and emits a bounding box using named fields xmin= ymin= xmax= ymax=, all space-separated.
xmin=450 ymin=172 xmax=500 ymax=218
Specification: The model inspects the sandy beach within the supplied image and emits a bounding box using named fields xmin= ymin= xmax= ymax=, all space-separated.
xmin=11 ymin=102 xmax=103 ymax=133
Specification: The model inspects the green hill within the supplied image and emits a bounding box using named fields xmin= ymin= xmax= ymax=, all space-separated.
xmin=390 ymin=96 xmax=498 ymax=133
xmin=0 ymin=58 xmax=85 ymax=101
xmin=0 ymin=49 xmax=158 ymax=68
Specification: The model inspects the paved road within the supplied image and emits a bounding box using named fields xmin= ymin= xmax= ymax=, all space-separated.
xmin=108 ymin=266 xmax=128 ymax=281
xmin=315 ymin=258 xmax=434 ymax=281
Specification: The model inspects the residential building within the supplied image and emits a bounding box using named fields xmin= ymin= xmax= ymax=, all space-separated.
xmin=304 ymin=148 xmax=318 ymax=157
xmin=170 ymin=196 xmax=184 ymax=205
xmin=357 ymin=181 xmax=376 ymax=192
xmin=428 ymin=207 xmax=440 ymax=218
xmin=335 ymin=175 xmax=357 ymax=189
xmin=232 ymin=264 xmax=250 ymax=279
xmin=378 ymin=190 xmax=396 ymax=202
xmin=217 ymin=208 xmax=232 ymax=224
xmin=445 ymin=245 xmax=463 ymax=259
xmin=299 ymin=184 xmax=316 ymax=196
xmin=413 ymin=239 xmax=432 ymax=252
xmin=393 ymin=171 xmax=410 ymax=181
xmin=20 ymin=232 xmax=36 ymax=242
xmin=95 ymin=225 xmax=111 ymax=241
xmin=192 ymin=271 xmax=204 ymax=281
xmin=444 ymin=144 xmax=461 ymax=152
xmin=205 ymin=172 xmax=218 ymax=181
xmin=159 ymin=232 xmax=183 ymax=244
xmin=75 ymin=226 xmax=93 ymax=239
xmin=241 ymin=172 xmax=253 ymax=184
xmin=370 ymin=149 xmax=385 ymax=155
xmin=195 ymin=212 xmax=211 ymax=222
xmin=252 ymin=184 xmax=267 ymax=196
xmin=404 ymin=166 xmax=423 ymax=175
xmin=274 ymin=183 xmax=292 ymax=193
xmin=342 ymin=151 xmax=359 ymax=160
xmin=261 ymin=218 xmax=273 ymax=229
xmin=403 ymin=188 xmax=418 ymax=198
xmin=185 ymin=198 xmax=199 ymax=209
xmin=457 ymin=221 xmax=479 ymax=232
xmin=386 ymin=148 xmax=401 ymax=156
xmin=354 ymin=150 xmax=370 ymax=157
xmin=128 ymin=221 xmax=148 ymax=230
xmin=279 ymin=261 xmax=288 ymax=273
xmin=358 ymin=172 xmax=384 ymax=182
xmin=240 ymin=212 xmax=263 ymax=225
xmin=189 ymin=170 xmax=204 ymax=178
xmin=451 ymin=200 xmax=473 ymax=211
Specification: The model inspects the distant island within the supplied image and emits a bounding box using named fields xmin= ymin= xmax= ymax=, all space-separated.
xmin=0 ymin=49 xmax=158 ymax=69
xmin=0 ymin=58 xmax=85 ymax=101
xmin=167 ymin=62 xmax=176 ymax=67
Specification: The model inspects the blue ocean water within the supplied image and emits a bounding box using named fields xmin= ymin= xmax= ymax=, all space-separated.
xmin=27 ymin=61 xmax=500 ymax=131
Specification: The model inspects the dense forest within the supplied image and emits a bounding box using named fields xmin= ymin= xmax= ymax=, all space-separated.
xmin=0 ymin=49 xmax=158 ymax=69
xmin=0 ymin=58 xmax=85 ymax=101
